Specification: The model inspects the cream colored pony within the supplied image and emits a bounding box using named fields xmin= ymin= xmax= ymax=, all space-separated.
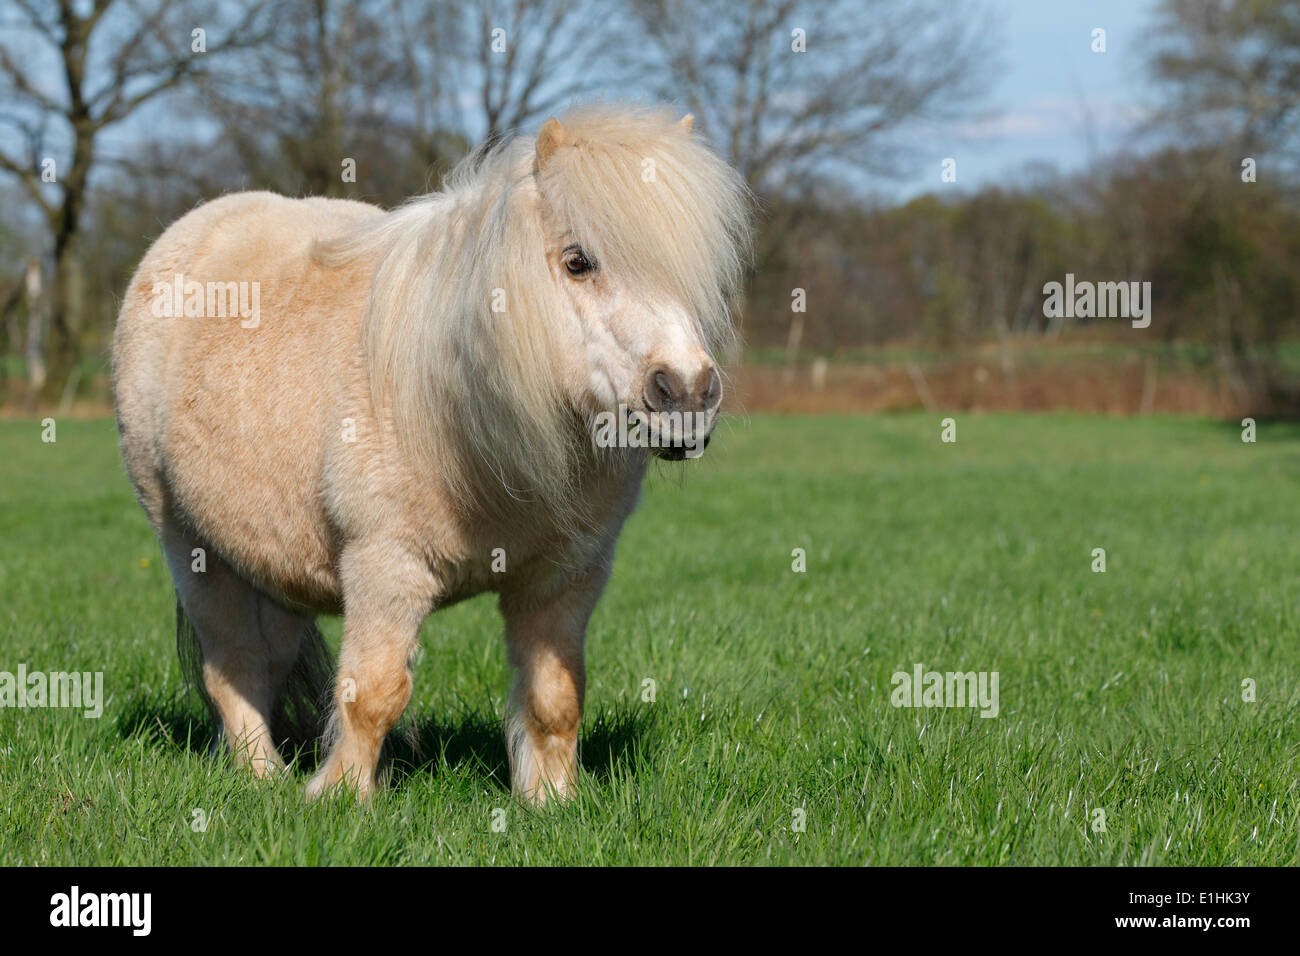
xmin=112 ymin=106 xmax=751 ymax=801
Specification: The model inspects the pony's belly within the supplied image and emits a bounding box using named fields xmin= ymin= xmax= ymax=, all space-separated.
xmin=176 ymin=487 xmax=344 ymax=613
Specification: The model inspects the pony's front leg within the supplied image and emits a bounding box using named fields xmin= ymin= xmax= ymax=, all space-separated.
xmin=501 ymin=562 xmax=611 ymax=803
xmin=306 ymin=543 xmax=437 ymax=801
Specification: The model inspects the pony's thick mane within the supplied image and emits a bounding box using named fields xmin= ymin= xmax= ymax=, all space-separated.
xmin=313 ymin=105 xmax=752 ymax=520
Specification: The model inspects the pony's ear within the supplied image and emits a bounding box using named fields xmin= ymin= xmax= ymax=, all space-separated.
xmin=536 ymin=118 xmax=568 ymax=168
xmin=679 ymin=113 xmax=695 ymax=134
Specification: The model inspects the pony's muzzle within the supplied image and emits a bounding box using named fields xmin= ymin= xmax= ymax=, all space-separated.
xmin=643 ymin=363 xmax=720 ymax=460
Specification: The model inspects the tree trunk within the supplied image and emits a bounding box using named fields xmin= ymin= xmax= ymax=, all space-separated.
xmin=39 ymin=111 xmax=93 ymax=406
xmin=40 ymin=237 xmax=81 ymax=405
xmin=22 ymin=258 xmax=47 ymax=413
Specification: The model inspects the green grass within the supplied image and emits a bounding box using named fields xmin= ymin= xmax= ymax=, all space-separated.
xmin=1 ymin=412 xmax=1298 ymax=865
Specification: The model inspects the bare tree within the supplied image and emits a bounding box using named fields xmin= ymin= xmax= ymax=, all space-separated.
xmin=397 ymin=0 xmax=620 ymax=150
xmin=622 ymin=0 xmax=995 ymax=195
xmin=200 ymin=0 xmax=619 ymax=201
xmin=198 ymin=0 xmax=414 ymax=200
xmin=0 ymin=0 xmax=264 ymax=403
xmin=1150 ymin=0 xmax=1300 ymax=162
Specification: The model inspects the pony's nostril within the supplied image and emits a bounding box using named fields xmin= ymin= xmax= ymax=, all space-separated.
xmin=654 ymin=371 xmax=674 ymax=400
xmin=646 ymin=367 xmax=683 ymax=411
xmin=699 ymin=366 xmax=722 ymax=407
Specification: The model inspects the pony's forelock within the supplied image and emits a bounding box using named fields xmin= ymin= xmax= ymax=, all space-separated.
xmin=536 ymin=105 xmax=752 ymax=352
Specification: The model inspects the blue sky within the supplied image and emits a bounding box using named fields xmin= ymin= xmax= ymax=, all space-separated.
xmin=893 ymin=0 xmax=1165 ymax=199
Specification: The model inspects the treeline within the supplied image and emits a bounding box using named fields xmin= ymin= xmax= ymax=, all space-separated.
xmin=751 ymin=147 xmax=1300 ymax=401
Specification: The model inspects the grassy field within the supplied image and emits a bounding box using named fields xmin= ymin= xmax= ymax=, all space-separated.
xmin=1 ymin=412 xmax=1298 ymax=865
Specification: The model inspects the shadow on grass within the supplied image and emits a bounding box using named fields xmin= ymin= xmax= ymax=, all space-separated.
xmin=114 ymin=690 xmax=216 ymax=756
xmin=116 ymin=689 xmax=658 ymax=793
xmin=114 ymin=689 xmax=327 ymax=771
xmin=386 ymin=702 xmax=658 ymax=793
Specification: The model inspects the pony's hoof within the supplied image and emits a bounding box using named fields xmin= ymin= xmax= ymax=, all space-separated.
xmin=515 ymin=777 xmax=575 ymax=806
xmin=249 ymin=760 xmax=288 ymax=784
xmin=306 ymin=763 xmax=372 ymax=803
xmin=305 ymin=773 xmax=343 ymax=802
xmin=228 ymin=741 xmax=286 ymax=781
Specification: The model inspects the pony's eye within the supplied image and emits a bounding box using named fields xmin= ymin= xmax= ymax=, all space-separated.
xmin=563 ymin=247 xmax=595 ymax=278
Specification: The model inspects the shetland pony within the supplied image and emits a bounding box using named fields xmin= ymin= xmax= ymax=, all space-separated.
xmin=112 ymin=106 xmax=751 ymax=801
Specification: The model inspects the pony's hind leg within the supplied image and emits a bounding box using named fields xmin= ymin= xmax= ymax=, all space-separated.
xmin=306 ymin=540 xmax=437 ymax=801
xmin=163 ymin=520 xmax=306 ymax=777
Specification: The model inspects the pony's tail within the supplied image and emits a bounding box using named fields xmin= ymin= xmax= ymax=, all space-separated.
xmin=269 ymin=618 xmax=334 ymax=760
xmin=175 ymin=594 xmax=334 ymax=762
xmin=175 ymin=597 xmax=221 ymax=752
